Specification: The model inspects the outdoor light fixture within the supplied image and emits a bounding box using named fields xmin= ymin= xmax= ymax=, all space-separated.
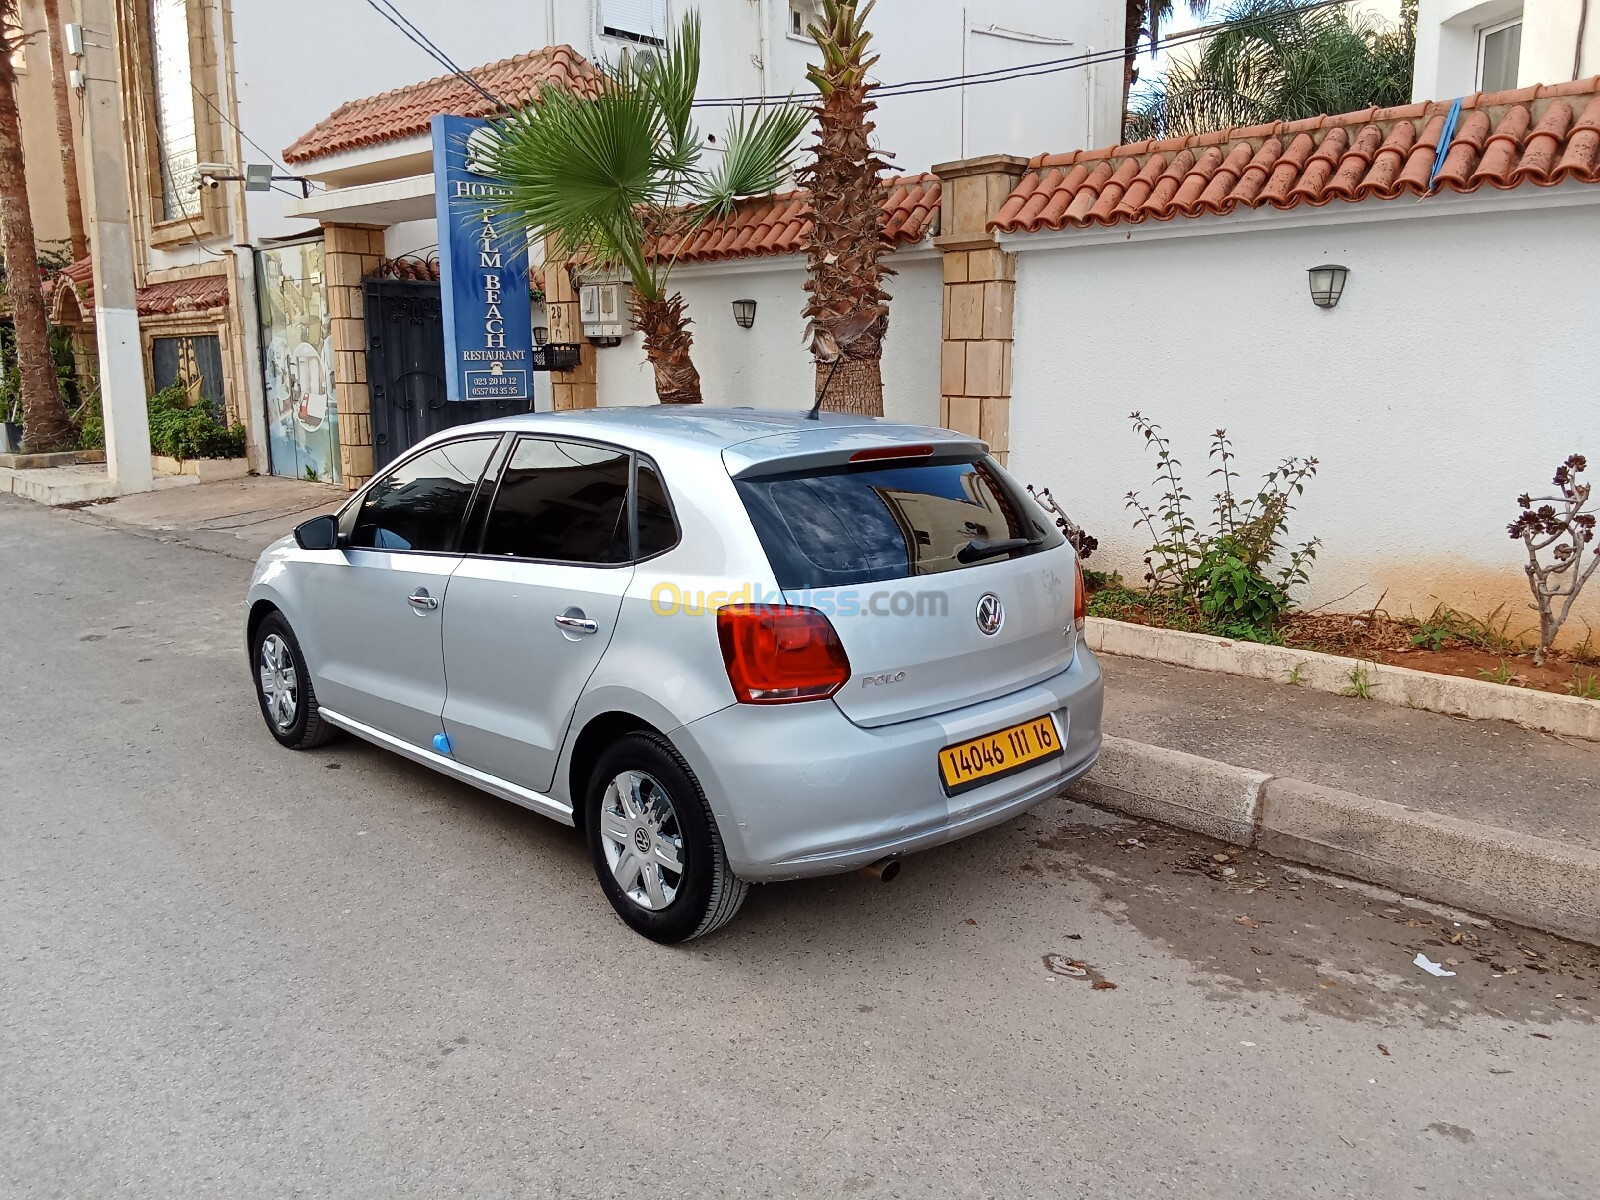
xmin=1307 ymin=264 xmax=1349 ymax=309
xmin=732 ymin=298 xmax=757 ymax=328
xmin=532 ymin=326 xmax=548 ymax=346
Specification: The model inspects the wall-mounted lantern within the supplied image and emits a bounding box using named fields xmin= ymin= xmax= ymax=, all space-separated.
xmin=732 ymin=298 xmax=757 ymax=329
xmin=532 ymin=326 xmax=548 ymax=346
xmin=1307 ymin=264 xmax=1349 ymax=309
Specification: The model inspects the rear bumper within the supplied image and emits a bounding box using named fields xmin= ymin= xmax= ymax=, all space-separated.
xmin=670 ymin=647 xmax=1103 ymax=881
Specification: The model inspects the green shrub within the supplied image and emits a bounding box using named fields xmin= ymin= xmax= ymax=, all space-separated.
xmin=1125 ymin=413 xmax=1320 ymax=637
xmin=1193 ymin=537 xmax=1291 ymax=626
xmin=146 ymin=383 xmax=245 ymax=461
xmin=75 ymin=386 xmax=104 ymax=450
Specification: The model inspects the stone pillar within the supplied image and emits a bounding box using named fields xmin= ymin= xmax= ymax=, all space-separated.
xmin=542 ymin=246 xmax=597 ymax=411
xmin=931 ymin=154 xmax=1029 ymax=465
xmin=322 ymin=223 xmax=384 ymax=490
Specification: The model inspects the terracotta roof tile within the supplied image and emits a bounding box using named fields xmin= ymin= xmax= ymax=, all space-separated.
xmin=138 ymin=276 xmax=230 ymax=315
xmin=989 ymin=77 xmax=1600 ymax=235
xmin=45 ymin=258 xmax=230 ymax=321
xmin=282 ymin=46 xmax=599 ymax=164
xmin=651 ymin=174 xmax=940 ymax=264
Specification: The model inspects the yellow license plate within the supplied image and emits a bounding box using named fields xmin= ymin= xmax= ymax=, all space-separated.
xmin=938 ymin=715 xmax=1064 ymax=795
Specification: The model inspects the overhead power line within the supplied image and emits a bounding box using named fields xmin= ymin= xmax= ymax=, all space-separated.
xmin=363 ymin=0 xmax=509 ymax=113
xmin=690 ymin=0 xmax=1354 ymax=107
xmin=356 ymin=0 xmax=1352 ymax=115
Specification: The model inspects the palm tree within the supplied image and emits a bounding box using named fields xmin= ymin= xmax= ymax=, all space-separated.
xmin=43 ymin=0 xmax=88 ymax=261
xmin=799 ymin=0 xmax=894 ymax=416
xmin=0 ymin=2 xmax=72 ymax=450
xmin=477 ymin=16 xmax=807 ymax=405
xmin=1126 ymin=0 xmax=1416 ymax=140
xmin=1124 ymin=2 xmax=1213 ymax=113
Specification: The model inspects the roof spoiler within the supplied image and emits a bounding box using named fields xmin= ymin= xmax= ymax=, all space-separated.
xmin=722 ymin=426 xmax=987 ymax=480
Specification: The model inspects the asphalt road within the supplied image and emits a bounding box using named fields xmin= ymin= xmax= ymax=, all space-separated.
xmin=3 ymin=495 xmax=1597 ymax=1199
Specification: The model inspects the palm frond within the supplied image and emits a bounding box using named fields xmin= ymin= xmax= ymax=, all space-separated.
xmin=628 ymin=13 xmax=702 ymax=185
xmin=472 ymin=79 xmax=663 ymax=285
xmin=1126 ymin=0 xmax=1415 ymax=140
xmin=691 ymin=102 xmax=811 ymax=220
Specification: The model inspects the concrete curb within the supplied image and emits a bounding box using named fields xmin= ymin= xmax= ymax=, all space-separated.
xmin=1068 ymin=735 xmax=1600 ymax=946
xmin=1 ymin=466 xmax=119 ymax=506
xmin=1085 ymin=617 xmax=1600 ymax=743
xmin=1068 ymin=737 xmax=1269 ymax=846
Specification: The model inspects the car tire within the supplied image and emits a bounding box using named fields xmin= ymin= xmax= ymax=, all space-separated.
xmin=251 ymin=611 xmax=336 ymax=750
xmin=585 ymin=731 xmax=748 ymax=944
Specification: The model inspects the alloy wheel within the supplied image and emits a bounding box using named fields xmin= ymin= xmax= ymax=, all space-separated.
xmin=599 ymin=770 xmax=684 ymax=911
xmin=258 ymin=633 xmax=299 ymax=732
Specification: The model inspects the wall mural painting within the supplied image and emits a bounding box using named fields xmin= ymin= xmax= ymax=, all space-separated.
xmin=258 ymin=242 xmax=340 ymax=484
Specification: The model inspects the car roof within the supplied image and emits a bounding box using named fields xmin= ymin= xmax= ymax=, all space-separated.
xmin=462 ymin=404 xmax=985 ymax=462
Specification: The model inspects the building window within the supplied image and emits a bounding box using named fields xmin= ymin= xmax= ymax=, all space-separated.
xmin=788 ymin=1 xmax=821 ymax=41
xmin=151 ymin=334 xmax=225 ymax=417
xmin=1477 ymin=18 xmax=1522 ymax=92
xmin=599 ymin=0 xmax=667 ymax=46
xmin=148 ymin=0 xmax=200 ymax=220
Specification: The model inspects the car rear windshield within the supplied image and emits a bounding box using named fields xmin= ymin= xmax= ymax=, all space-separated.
xmin=735 ymin=455 xmax=1065 ymax=590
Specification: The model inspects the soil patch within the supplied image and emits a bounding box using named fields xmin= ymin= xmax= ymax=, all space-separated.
xmin=1087 ymin=585 xmax=1600 ymax=700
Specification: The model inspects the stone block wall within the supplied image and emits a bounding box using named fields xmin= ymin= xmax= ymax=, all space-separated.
xmin=322 ymin=223 xmax=384 ymax=489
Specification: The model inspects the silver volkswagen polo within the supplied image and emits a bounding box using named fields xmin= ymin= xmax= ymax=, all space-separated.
xmin=246 ymin=407 xmax=1102 ymax=942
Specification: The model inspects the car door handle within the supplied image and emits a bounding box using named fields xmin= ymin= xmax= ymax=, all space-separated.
xmin=408 ymin=590 xmax=440 ymax=610
xmin=554 ymin=613 xmax=599 ymax=635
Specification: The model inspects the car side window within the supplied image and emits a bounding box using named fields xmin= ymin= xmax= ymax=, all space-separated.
xmin=635 ymin=460 xmax=678 ymax=558
xmin=480 ymin=438 xmax=631 ymax=564
xmin=348 ymin=438 xmax=498 ymax=554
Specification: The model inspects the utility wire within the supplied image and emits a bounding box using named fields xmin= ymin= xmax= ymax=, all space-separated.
xmin=187 ymin=83 xmax=309 ymax=198
xmin=689 ymin=0 xmax=1353 ymax=107
xmin=363 ymin=0 xmax=509 ymax=113
xmin=354 ymin=0 xmax=1351 ymax=117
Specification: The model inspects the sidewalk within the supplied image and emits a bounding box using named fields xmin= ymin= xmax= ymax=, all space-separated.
xmin=1084 ymin=653 xmax=1600 ymax=944
xmin=0 ymin=462 xmax=196 ymax=506
xmin=1102 ymin=654 xmax=1600 ymax=853
xmin=67 ymin=474 xmax=342 ymax=559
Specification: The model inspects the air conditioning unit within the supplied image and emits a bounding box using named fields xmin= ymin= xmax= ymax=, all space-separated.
xmin=580 ymin=282 xmax=630 ymax=339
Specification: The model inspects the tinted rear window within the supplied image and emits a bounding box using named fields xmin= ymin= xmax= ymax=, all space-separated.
xmin=480 ymin=438 xmax=630 ymax=564
xmin=736 ymin=456 xmax=1064 ymax=589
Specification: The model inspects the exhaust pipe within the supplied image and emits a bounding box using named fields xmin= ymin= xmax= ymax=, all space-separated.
xmin=859 ymin=855 xmax=902 ymax=883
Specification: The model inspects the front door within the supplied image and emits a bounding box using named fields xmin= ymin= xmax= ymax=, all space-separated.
xmin=299 ymin=436 xmax=500 ymax=749
xmin=442 ymin=437 xmax=635 ymax=794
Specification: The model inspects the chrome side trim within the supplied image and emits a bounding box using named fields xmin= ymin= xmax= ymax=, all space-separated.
xmin=317 ymin=707 xmax=575 ymax=826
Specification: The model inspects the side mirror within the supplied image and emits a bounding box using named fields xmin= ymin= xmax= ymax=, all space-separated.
xmin=294 ymin=514 xmax=340 ymax=551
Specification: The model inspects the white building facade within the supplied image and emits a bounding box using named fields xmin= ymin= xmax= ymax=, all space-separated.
xmin=238 ymin=0 xmax=1128 ymax=246
xmin=228 ymin=0 xmax=1125 ymax=486
xmin=1415 ymin=0 xmax=1600 ymax=100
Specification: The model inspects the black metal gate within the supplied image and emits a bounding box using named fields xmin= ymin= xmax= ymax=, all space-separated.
xmin=364 ymin=278 xmax=531 ymax=471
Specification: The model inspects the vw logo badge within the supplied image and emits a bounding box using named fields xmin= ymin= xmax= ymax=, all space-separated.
xmin=975 ymin=593 xmax=1004 ymax=636
xmin=633 ymin=827 xmax=652 ymax=855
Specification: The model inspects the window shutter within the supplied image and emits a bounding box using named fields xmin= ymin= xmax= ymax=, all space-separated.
xmin=599 ymin=0 xmax=667 ymax=44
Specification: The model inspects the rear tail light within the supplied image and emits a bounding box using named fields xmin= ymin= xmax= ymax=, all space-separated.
xmin=717 ymin=605 xmax=852 ymax=704
xmin=1073 ymin=557 xmax=1087 ymax=633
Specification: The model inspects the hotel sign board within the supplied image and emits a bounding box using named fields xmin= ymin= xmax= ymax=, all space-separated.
xmin=431 ymin=114 xmax=533 ymax=404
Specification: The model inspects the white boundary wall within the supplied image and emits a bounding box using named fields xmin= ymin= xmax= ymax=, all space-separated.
xmin=595 ymin=253 xmax=943 ymax=429
xmin=1001 ymin=186 xmax=1600 ymax=642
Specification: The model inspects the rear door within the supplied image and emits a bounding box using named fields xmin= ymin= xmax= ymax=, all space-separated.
xmin=734 ymin=452 xmax=1076 ymax=728
xmin=440 ymin=436 xmax=636 ymax=794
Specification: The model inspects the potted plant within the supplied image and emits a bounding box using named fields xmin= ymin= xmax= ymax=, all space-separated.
xmin=1 ymin=393 xmax=21 ymax=453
